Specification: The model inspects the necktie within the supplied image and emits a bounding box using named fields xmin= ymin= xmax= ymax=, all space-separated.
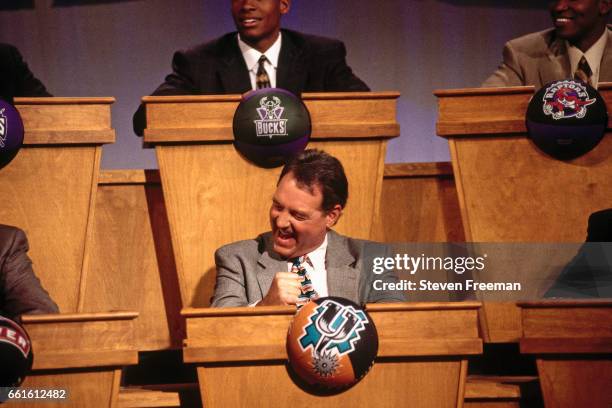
xmin=291 ymin=255 xmax=319 ymax=307
xmin=256 ymin=55 xmax=271 ymax=89
xmin=574 ymin=56 xmax=593 ymax=86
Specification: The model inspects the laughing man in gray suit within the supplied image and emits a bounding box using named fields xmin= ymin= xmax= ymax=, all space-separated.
xmin=211 ymin=150 xmax=404 ymax=307
xmin=483 ymin=0 xmax=612 ymax=88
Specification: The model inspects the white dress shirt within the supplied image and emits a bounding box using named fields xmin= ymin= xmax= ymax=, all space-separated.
xmin=238 ymin=33 xmax=282 ymax=90
xmin=286 ymin=233 xmax=329 ymax=298
xmin=567 ymin=29 xmax=608 ymax=88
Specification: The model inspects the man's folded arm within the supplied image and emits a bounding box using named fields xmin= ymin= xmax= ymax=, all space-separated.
xmin=2 ymin=229 xmax=59 ymax=321
xmin=210 ymin=246 xmax=250 ymax=307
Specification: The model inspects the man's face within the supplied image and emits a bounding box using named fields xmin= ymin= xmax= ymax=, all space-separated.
xmin=270 ymin=173 xmax=341 ymax=259
xmin=549 ymin=0 xmax=610 ymax=49
xmin=231 ymin=0 xmax=290 ymax=52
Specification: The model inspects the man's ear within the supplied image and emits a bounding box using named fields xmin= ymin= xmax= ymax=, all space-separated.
xmin=600 ymin=0 xmax=611 ymax=15
xmin=325 ymin=204 xmax=343 ymax=228
xmin=280 ymin=0 xmax=291 ymax=15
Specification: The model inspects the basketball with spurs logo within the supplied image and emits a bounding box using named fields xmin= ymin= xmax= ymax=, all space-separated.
xmin=286 ymin=297 xmax=378 ymax=390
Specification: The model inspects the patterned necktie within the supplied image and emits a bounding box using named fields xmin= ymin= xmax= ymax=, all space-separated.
xmin=291 ymin=255 xmax=319 ymax=307
xmin=256 ymin=55 xmax=271 ymax=89
xmin=574 ymin=56 xmax=593 ymax=86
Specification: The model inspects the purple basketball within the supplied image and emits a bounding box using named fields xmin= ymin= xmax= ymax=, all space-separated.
xmin=233 ymin=88 xmax=311 ymax=168
xmin=0 ymin=99 xmax=24 ymax=169
xmin=526 ymin=80 xmax=608 ymax=160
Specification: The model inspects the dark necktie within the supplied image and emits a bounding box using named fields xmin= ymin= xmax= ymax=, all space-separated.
xmin=574 ymin=56 xmax=593 ymax=86
xmin=291 ymin=255 xmax=319 ymax=307
xmin=256 ymin=55 xmax=271 ymax=89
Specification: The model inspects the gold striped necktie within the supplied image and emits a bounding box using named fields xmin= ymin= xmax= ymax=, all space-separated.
xmin=574 ymin=56 xmax=593 ymax=86
xmin=256 ymin=55 xmax=271 ymax=89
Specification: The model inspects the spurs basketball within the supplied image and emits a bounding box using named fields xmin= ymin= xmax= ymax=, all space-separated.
xmin=286 ymin=297 xmax=378 ymax=390
xmin=232 ymin=88 xmax=311 ymax=168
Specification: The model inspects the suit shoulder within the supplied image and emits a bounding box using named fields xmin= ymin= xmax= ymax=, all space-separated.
xmin=0 ymin=224 xmax=22 ymax=238
xmin=504 ymin=28 xmax=556 ymax=56
xmin=176 ymin=32 xmax=237 ymax=60
xmin=282 ymin=29 xmax=345 ymax=53
xmin=215 ymin=233 xmax=269 ymax=259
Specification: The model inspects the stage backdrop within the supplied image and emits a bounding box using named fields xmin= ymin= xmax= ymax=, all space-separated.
xmin=0 ymin=0 xmax=550 ymax=169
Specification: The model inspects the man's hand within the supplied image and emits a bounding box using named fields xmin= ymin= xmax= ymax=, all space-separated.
xmin=258 ymin=272 xmax=302 ymax=306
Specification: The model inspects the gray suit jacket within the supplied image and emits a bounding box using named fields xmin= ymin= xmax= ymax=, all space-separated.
xmin=211 ymin=230 xmax=406 ymax=307
xmin=0 ymin=225 xmax=59 ymax=321
xmin=483 ymin=26 xmax=612 ymax=88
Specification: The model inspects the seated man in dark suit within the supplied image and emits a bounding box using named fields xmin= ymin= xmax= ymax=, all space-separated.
xmin=0 ymin=43 xmax=51 ymax=104
xmin=134 ymin=0 xmax=369 ymax=135
xmin=0 ymin=225 xmax=59 ymax=321
xmin=211 ymin=149 xmax=405 ymax=307
xmin=483 ymin=0 xmax=611 ymax=88
xmin=545 ymin=209 xmax=612 ymax=298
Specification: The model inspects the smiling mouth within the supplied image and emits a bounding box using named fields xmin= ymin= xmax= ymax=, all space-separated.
xmin=554 ymin=16 xmax=575 ymax=25
xmin=240 ymin=17 xmax=261 ymax=27
xmin=275 ymin=230 xmax=295 ymax=246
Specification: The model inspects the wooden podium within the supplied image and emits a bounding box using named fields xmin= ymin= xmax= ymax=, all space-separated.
xmin=142 ymin=92 xmax=400 ymax=308
xmin=518 ymin=301 xmax=612 ymax=408
xmin=435 ymin=84 xmax=612 ymax=342
xmin=5 ymin=312 xmax=138 ymax=408
xmin=182 ymin=302 xmax=482 ymax=407
xmin=1 ymin=98 xmax=115 ymax=312
xmin=435 ymin=83 xmax=612 ymax=242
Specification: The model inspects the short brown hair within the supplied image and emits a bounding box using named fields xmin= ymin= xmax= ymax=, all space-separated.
xmin=278 ymin=149 xmax=348 ymax=211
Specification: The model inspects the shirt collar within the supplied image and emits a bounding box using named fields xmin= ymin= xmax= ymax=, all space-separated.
xmin=567 ymin=29 xmax=608 ymax=77
xmin=237 ymin=32 xmax=282 ymax=72
xmin=286 ymin=233 xmax=328 ymax=266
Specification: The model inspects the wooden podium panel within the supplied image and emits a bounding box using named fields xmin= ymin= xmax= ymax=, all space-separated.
xmin=435 ymin=83 xmax=612 ymax=242
xmin=143 ymin=92 xmax=399 ymax=307
xmin=81 ymin=170 xmax=184 ymax=350
xmin=372 ymin=162 xmax=465 ymax=243
xmin=0 ymin=98 xmax=115 ymax=312
xmin=5 ymin=312 xmax=138 ymax=408
xmin=519 ymin=301 xmax=612 ymax=408
xmin=435 ymin=84 xmax=612 ymax=343
xmin=183 ymin=302 xmax=482 ymax=407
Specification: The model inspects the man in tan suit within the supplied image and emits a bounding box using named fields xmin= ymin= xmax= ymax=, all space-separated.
xmin=483 ymin=0 xmax=611 ymax=88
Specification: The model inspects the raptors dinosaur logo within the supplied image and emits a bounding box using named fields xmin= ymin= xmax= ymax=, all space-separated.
xmin=542 ymin=80 xmax=596 ymax=120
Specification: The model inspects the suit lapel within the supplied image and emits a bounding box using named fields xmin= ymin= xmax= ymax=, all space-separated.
xmin=277 ymin=31 xmax=307 ymax=95
xmin=218 ymin=35 xmax=252 ymax=94
xmin=256 ymin=234 xmax=287 ymax=297
xmin=325 ymin=231 xmax=359 ymax=302
xmin=540 ymin=36 xmax=571 ymax=86
xmin=598 ymin=28 xmax=612 ymax=84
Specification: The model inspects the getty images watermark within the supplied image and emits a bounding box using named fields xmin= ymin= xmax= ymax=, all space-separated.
xmin=371 ymin=253 xmax=522 ymax=292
